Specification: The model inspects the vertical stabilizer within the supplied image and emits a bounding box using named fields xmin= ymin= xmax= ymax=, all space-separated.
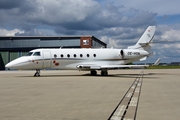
xmin=128 ymin=26 xmax=156 ymax=50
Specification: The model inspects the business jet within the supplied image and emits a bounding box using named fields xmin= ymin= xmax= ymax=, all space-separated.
xmin=5 ymin=26 xmax=156 ymax=76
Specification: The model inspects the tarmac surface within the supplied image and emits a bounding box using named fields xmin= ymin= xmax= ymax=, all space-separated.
xmin=0 ymin=69 xmax=180 ymax=120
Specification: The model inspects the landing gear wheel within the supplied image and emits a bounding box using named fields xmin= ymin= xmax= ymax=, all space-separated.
xmin=91 ymin=70 xmax=97 ymax=76
xmin=34 ymin=69 xmax=40 ymax=77
xmin=101 ymin=70 xmax=108 ymax=76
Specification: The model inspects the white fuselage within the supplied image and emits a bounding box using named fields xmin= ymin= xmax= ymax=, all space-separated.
xmin=5 ymin=48 xmax=149 ymax=70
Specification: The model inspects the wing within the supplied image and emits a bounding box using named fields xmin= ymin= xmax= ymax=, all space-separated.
xmin=76 ymin=64 xmax=149 ymax=70
xmin=101 ymin=64 xmax=149 ymax=69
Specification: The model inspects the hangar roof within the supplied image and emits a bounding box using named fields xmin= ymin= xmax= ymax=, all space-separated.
xmin=0 ymin=36 xmax=106 ymax=45
xmin=0 ymin=36 xmax=107 ymax=51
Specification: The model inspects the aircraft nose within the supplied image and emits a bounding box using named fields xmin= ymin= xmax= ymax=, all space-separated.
xmin=5 ymin=57 xmax=32 ymax=69
xmin=5 ymin=57 xmax=25 ymax=69
xmin=5 ymin=62 xmax=14 ymax=68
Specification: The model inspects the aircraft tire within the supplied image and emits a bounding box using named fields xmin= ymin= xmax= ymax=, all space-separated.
xmin=91 ymin=70 xmax=97 ymax=76
xmin=34 ymin=69 xmax=40 ymax=77
xmin=101 ymin=71 xmax=108 ymax=76
xmin=34 ymin=72 xmax=40 ymax=77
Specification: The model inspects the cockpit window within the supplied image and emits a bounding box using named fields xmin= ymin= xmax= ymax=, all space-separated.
xmin=26 ymin=52 xmax=33 ymax=56
xmin=33 ymin=52 xmax=41 ymax=56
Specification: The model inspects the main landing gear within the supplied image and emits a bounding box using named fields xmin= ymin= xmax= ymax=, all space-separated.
xmin=91 ymin=70 xmax=97 ymax=76
xmin=90 ymin=70 xmax=108 ymax=76
xmin=101 ymin=70 xmax=108 ymax=76
xmin=34 ymin=69 xmax=40 ymax=77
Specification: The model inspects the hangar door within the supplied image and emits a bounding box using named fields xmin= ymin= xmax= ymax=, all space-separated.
xmin=43 ymin=51 xmax=51 ymax=68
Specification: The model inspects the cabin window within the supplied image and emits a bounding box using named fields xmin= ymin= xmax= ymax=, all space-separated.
xmin=87 ymin=54 xmax=90 ymax=57
xmin=74 ymin=54 xmax=76 ymax=58
xmin=26 ymin=52 xmax=33 ymax=56
xmin=93 ymin=54 xmax=96 ymax=57
xmin=67 ymin=54 xmax=70 ymax=58
xmin=54 ymin=54 xmax=57 ymax=58
xmin=80 ymin=54 xmax=83 ymax=57
xmin=61 ymin=54 xmax=64 ymax=58
xmin=33 ymin=52 xmax=41 ymax=56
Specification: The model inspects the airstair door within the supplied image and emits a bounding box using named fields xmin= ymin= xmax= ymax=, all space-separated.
xmin=43 ymin=51 xmax=51 ymax=68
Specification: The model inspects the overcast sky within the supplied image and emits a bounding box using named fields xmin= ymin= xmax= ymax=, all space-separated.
xmin=0 ymin=0 xmax=180 ymax=63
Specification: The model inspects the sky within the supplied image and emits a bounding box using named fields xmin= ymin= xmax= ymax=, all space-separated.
xmin=0 ymin=0 xmax=180 ymax=63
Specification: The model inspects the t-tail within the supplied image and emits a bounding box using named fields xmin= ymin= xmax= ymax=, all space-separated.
xmin=128 ymin=26 xmax=156 ymax=51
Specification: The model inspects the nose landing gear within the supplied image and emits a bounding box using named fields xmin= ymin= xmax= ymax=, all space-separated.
xmin=34 ymin=69 xmax=40 ymax=77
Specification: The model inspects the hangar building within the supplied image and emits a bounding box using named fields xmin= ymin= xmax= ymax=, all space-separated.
xmin=0 ymin=36 xmax=107 ymax=70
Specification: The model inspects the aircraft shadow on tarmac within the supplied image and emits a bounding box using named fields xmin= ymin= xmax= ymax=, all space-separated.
xmin=98 ymin=74 xmax=159 ymax=79
xmin=148 ymin=72 xmax=175 ymax=75
xmin=18 ymin=73 xmax=159 ymax=79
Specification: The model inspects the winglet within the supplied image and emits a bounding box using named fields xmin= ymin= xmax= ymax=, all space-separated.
xmin=153 ymin=58 xmax=161 ymax=66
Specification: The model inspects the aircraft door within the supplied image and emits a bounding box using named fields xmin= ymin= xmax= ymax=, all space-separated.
xmin=43 ymin=51 xmax=51 ymax=68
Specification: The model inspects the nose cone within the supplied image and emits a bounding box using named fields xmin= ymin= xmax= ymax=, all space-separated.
xmin=5 ymin=62 xmax=14 ymax=68
xmin=5 ymin=57 xmax=30 ymax=69
xmin=5 ymin=59 xmax=21 ymax=69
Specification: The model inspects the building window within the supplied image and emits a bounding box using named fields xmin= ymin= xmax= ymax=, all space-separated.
xmin=80 ymin=54 xmax=83 ymax=57
xmin=61 ymin=54 xmax=64 ymax=58
xmin=83 ymin=40 xmax=89 ymax=45
xmin=87 ymin=54 xmax=90 ymax=57
xmin=67 ymin=54 xmax=70 ymax=58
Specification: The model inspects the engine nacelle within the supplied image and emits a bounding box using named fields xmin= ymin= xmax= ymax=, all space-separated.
xmin=120 ymin=49 xmax=149 ymax=59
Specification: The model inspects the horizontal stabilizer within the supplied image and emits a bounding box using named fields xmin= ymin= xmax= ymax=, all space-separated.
xmin=140 ymin=56 xmax=147 ymax=61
